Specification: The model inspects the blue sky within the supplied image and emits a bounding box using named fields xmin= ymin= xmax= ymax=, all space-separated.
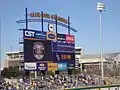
xmin=0 ymin=0 xmax=120 ymax=66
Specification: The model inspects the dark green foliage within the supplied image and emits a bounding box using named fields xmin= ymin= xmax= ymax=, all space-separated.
xmin=1 ymin=67 xmax=21 ymax=78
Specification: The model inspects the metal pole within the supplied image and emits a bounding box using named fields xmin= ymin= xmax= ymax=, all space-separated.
xmin=41 ymin=11 xmax=44 ymax=32
xmin=80 ymin=49 xmax=83 ymax=71
xmin=0 ymin=17 xmax=1 ymax=76
xmin=100 ymin=11 xmax=104 ymax=80
xmin=25 ymin=8 xmax=28 ymax=29
xmin=68 ymin=17 xmax=70 ymax=35
xmin=55 ymin=14 xmax=58 ymax=34
xmin=35 ymin=71 xmax=37 ymax=79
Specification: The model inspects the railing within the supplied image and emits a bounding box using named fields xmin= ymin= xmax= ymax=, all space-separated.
xmin=64 ymin=84 xmax=120 ymax=90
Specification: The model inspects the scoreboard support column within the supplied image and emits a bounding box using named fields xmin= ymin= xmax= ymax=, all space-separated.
xmin=35 ymin=71 xmax=37 ymax=79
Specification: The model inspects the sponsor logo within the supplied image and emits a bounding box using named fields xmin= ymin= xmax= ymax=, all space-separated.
xmin=57 ymin=34 xmax=66 ymax=41
xmin=66 ymin=35 xmax=74 ymax=42
xmin=37 ymin=63 xmax=47 ymax=71
xmin=39 ymin=63 xmax=45 ymax=67
xmin=58 ymin=64 xmax=66 ymax=68
xmin=47 ymin=32 xmax=56 ymax=40
xmin=57 ymin=37 xmax=66 ymax=41
xmin=25 ymin=31 xmax=35 ymax=37
xmin=25 ymin=65 xmax=35 ymax=69
xmin=67 ymin=64 xmax=74 ymax=69
xmin=48 ymin=34 xmax=55 ymax=39
xmin=36 ymin=33 xmax=46 ymax=36
xmin=35 ymin=32 xmax=46 ymax=39
xmin=58 ymin=63 xmax=67 ymax=70
xmin=24 ymin=29 xmax=46 ymax=39
xmin=48 ymin=63 xmax=58 ymax=71
xmin=25 ymin=63 xmax=36 ymax=70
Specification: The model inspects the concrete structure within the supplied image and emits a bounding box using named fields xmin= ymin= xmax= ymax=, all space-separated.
xmin=4 ymin=51 xmax=23 ymax=69
xmin=81 ymin=52 xmax=120 ymax=76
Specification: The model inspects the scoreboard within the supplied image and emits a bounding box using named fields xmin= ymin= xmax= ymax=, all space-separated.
xmin=23 ymin=29 xmax=75 ymax=71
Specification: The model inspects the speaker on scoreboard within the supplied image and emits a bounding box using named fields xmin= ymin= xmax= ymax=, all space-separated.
xmin=68 ymin=69 xmax=72 ymax=75
xmin=41 ymin=71 xmax=45 ymax=76
xmin=24 ymin=71 xmax=30 ymax=77
xmin=55 ymin=70 xmax=59 ymax=74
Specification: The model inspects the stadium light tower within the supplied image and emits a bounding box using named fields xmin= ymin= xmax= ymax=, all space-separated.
xmin=0 ymin=17 xmax=1 ymax=76
xmin=97 ymin=2 xmax=105 ymax=80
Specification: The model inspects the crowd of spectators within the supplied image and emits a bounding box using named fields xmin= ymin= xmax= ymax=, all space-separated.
xmin=0 ymin=73 xmax=108 ymax=90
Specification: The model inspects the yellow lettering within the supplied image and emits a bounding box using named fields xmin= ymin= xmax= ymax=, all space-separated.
xmin=30 ymin=12 xmax=34 ymax=17
xmin=42 ymin=13 xmax=50 ymax=18
xmin=57 ymin=16 xmax=60 ymax=21
xmin=30 ymin=12 xmax=68 ymax=23
xmin=60 ymin=18 xmax=64 ymax=22
xmin=61 ymin=55 xmax=71 ymax=60
xmin=61 ymin=55 xmax=64 ymax=59
xmin=35 ymin=12 xmax=39 ymax=17
xmin=42 ymin=13 xmax=46 ymax=18
xmin=36 ymin=12 xmax=40 ymax=17
xmin=64 ymin=19 xmax=68 ymax=24
xmin=45 ymin=13 xmax=50 ymax=19
xmin=51 ymin=15 xmax=55 ymax=20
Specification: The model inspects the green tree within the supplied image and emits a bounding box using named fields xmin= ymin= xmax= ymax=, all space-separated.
xmin=1 ymin=67 xmax=21 ymax=78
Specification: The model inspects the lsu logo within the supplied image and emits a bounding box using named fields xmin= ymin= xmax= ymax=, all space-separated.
xmin=40 ymin=64 xmax=45 ymax=67
xmin=66 ymin=35 xmax=74 ymax=42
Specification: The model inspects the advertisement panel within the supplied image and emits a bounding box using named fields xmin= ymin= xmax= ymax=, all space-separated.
xmin=47 ymin=31 xmax=56 ymax=40
xmin=52 ymin=40 xmax=75 ymax=53
xmin=57 ymin=33 xmax=66 ymax=41
xmin=67 ymin=63 xmax=74 ymax=69
xmin=58 ymin=62 xmax=67 ymax=71
xmin=48 ymin=63 xmax=58 ymax=71
xmin=24 ymin=63 xmax=37 ymax=71
xmin=24 ymin=39 xmax=52 ymax=62
xmin=37 ymin=62 xmax=47 ymax=71
xmin=53 ymin=52 xmax=75 ymax=63
xmin=23 ymin=29 xmax=46 ymax=40
xmin=66 ymin=34 xmax=75 ymax=42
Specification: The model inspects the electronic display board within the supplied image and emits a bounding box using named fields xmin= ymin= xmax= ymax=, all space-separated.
xmin=24 ymin=39 xmax=52 ymax=62
xmin=53 ymin=52 xmax=75 ymax=64
xmin=52 ymin=40 xmax=75 ymax=53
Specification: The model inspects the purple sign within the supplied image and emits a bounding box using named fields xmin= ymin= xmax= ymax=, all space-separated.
xmin=37 ymin=62 xmax=47 ymax=71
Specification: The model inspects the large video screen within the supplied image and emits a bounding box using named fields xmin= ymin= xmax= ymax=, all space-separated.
xmin=24 ymin=39 xmax=52 ymax=62
xmin=52 ymin=34 xmax=75 ymax=68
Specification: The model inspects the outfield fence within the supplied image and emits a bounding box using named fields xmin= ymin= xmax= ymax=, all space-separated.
xmin=64 ymin=84 xmax=120 ymax=90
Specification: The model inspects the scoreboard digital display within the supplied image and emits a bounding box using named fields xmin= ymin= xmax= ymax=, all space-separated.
xmin=24 ymin=39 xmax=53 ymax=62
xmin=53 ymin=52 xmax=75 ymax=64
xmin=23 ymin=29 xmax=75 ymax=70
xmin=52 ymin=40 xmax=75 ymax=53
